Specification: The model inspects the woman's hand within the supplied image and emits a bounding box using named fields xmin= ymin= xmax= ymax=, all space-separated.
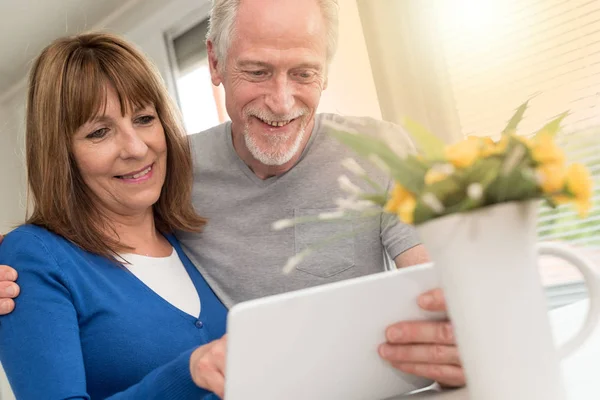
xmin=190 ymin=335 xmax=227 ymax=398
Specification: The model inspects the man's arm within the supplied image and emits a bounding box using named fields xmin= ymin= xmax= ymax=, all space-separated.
xmin=394 ymin=244 xmax=431 ymax=268
xmin=377 ymin=247 xmax=466 ymax=387
xmin=0 ymin=234 xmax=19 ymax=315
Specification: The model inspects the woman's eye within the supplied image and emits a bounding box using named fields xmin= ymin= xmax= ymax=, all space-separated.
xmin=86 ymin=128 xmax=108 ymax=139
xmin=136 ymin=115 xmax=155 ymax=125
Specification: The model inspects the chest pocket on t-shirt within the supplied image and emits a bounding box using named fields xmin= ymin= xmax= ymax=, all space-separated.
xmin=294 ymin=208 xmax=355 ymax=278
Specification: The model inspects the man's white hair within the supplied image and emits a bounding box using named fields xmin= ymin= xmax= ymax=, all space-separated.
xmin=206 ymin=0 xmax=339 ymax=67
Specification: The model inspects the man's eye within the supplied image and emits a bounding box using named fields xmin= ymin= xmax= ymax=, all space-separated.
xmin=136 ymin=115 xmax=155 ymax=125
xmin=248 ymin=70 xmax=266 ymax=77
xmin=86 ymin=128 xmax=108 ymax=139
xmin=294 ymin=71 xmax=315 ymax=80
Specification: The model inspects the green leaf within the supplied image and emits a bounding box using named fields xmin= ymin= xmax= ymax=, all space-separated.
xmin=454 ymin=196 xmax=484 ymax=213
xmin=413 ymin=200 xmax=437 ymax=225
xmin=461 ymin=157 xmax=503 ymax=187
xmin=329 ymin=129 xmax=427 ymax=193
xmin=534 ymin=111 xmax=569 ymax=139
xmin=359 ymin=193 xmax=389 ymax=207
xmin=543 ymin=195 xmax=559 ymax=209
xmin=502 ymin=100 xmax=529 ymax=135
xmin=487 ymin=168 xmax=540 ymax=203
xmin=426 ymin=177 xmax=464 ymax=208
xmin=401 ymin=117 xmax=446 ymax=159
xmin=356 ymin=174 xmax=384 ymax=192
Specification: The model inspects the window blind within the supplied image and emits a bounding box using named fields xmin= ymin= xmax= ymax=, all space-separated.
xmin=172 ymin=18 xmax=210 ymax=75
xmin=433 ymin=0 xmax=600 ymax=248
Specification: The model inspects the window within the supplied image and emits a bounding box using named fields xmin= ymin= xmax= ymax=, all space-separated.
xmin=169 ymin=18 xmax=229 ymax=134
xmin=432 ymin=0 xmax=600 ymax=300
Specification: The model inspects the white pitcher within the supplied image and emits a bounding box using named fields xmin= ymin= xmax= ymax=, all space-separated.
xmin=416 ymin=200 xmax=600 ymax=400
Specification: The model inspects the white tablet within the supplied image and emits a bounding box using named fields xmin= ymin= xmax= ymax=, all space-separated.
xmin=225 ymin=262 xmax=444 ymax=400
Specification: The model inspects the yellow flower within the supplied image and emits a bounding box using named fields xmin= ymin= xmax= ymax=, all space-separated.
xmin=565 ymin=163 xmax=593 ymax=217
xmin=497 ymin=135 xmax=510 ymax=153
xmin=425 ymin=171 xmax=448 ymax=185
xmin=478 ymin=137 xmax=500 ymax=157
xmin=575 ymin=200 xmax=592 ymax=218
xmin=536 ymin=163 xmax=566 ymax=194
xmin=384 ymin=185 xmax=402 ymax=213
xmin=397 ymin=196 xmax=417 ymax=225
xmin=566 ymin=163 xmax=592 ymax=197
xmin=424 ymin=164 xmax=455 ymax=185
xmin=445 ymin=137 xmax=481 ymax=168
xmin=552 ymin=195 xmax=571 ymax=205
xmin=385 ymin=183 xmax=416 ymax=224
xmin=531 ymin=134 xmax=565 ymax=165
xmin=482 ymin=137 xmax=495 ymax=146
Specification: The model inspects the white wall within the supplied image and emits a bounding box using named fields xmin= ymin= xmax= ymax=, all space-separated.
xmin=318 ymin=0 xmax=382 ymax=119
xmin=0 ymin=91 xmax=26 ymax=234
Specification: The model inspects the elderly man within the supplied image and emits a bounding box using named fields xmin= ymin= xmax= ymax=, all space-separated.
xmin=0 ymin=0 xmax=465 ymax=388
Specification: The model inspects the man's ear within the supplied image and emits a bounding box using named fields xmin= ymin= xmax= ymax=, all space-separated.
xmin=207 ymin=40 xmax=223 ymax=86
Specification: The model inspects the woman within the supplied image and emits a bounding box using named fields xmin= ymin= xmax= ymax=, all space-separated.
xmin=0 ymin=33 xmax=228 ymax=399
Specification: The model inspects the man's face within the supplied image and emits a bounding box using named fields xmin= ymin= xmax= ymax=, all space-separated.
xmin=209 ymin=0 xmax=329 ymax=167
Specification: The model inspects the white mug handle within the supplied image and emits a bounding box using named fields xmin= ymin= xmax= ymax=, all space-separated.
xmin=537 ymin=242 xmax=600 ymax=359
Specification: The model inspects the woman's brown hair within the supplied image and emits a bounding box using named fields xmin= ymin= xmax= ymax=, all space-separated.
xmin=25 ymin=32 xmax=206 ymax=258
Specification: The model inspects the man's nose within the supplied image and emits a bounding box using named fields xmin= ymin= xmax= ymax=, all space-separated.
xmin=264 ymin=76 xmax=295 ymax=116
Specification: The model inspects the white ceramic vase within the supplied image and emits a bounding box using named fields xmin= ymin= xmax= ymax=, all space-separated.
xmin=416 ymin=200 xmax=600 ymax=400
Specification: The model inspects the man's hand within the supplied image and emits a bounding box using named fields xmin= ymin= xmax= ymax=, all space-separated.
xmin=378 ymin=288 xmax=466 ymax=388
xmin=0 ymin=234 xmax=19 ymax=315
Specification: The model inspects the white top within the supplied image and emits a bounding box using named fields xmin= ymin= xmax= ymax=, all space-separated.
xmin=120 ymin=248 xmax=201 ymax=318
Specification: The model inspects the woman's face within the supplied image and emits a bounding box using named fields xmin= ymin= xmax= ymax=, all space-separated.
xmin=71 ymin=85 xmax=167 ymax=218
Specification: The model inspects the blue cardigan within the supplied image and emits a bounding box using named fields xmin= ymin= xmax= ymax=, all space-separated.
xmin=0 ymin=224 xmax=228 ymax=399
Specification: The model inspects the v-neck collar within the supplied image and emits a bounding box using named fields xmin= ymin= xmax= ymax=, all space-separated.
xmin=225 ymin=115 xmax=322 ymax=187
xmin=119 ymin=235 xmax=205 ymax=322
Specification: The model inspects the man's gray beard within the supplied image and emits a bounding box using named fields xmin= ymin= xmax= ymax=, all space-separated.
xmin=243 ymin=124 xmax=307 ymax=166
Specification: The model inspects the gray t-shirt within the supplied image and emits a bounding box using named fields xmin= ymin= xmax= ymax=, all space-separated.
xmin=177 ymin=113 xmax=420 ymax=307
